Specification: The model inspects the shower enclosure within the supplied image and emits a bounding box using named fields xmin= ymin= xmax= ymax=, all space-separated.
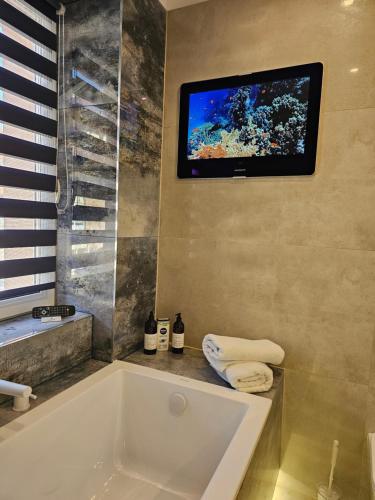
xmin=55 ymin=0 xmax=166 ymax=361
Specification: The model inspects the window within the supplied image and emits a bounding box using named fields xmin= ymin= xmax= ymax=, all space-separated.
xmin=0 ymin=0 xmax=57 ymax=316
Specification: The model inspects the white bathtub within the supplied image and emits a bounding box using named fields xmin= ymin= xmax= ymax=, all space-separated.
xmin=0 ymin=361 xmax=271 ymax=500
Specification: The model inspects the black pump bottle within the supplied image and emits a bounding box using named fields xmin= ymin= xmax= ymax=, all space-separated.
xmin=171 ymin=313 xmax=184 ymax=354
xmin=144 ymin=311 xmax=157 ymax=354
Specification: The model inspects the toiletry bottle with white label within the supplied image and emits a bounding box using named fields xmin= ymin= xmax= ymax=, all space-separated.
xmin=144 ymin=311 xmax=157 ymax=355
xmin=172 ymin=313 xmax=184 ymax=354
xmin=157 ymin=318 xmax=170 ymax=351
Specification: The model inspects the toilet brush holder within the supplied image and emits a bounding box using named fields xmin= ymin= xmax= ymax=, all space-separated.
xmin=317 ymin=484 xmax=341 ymax=500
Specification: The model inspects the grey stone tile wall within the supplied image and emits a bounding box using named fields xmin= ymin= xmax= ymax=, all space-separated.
xmin=114 ymin=0 xmax=166 ymax=357
xmin=0 ymin=314 xmax=92 ymax=404
xmin=114 ymin=237 xmax=158 ymax=358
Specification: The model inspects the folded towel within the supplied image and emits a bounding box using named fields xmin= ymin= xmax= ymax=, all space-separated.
xmin=202 ymin=334 xmax=285 ymax=366
xmin=208 ymin=356 xmax=273 ymax=393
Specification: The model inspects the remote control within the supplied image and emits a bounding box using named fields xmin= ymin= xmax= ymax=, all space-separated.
xmin=32 ymin=305 xmax=76 ymax=319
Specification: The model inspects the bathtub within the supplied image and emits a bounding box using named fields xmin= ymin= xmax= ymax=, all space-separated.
xmin=0 ymin=361 xmax=271 ymax=500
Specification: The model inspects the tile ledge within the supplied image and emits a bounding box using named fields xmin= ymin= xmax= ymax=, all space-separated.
xmin=123 ymin=347 xmax=284 ymax=401
xmin=0 ymin=311 xmax=92 ymax=349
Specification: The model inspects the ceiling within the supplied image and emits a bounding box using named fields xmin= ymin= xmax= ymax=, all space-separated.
xmin=159 ymin=0 xmax=208 ymax=10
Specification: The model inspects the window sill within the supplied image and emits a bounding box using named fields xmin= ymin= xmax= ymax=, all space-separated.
xmin=0 ymin=311 xmax=91 ymax=348
xmin=0 ymin=289 xmax=55 ymax=321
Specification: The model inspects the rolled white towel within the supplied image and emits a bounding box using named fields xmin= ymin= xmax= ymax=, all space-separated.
xmin=207 ymin=356 xmax=273 ymax=393
xmin=202 ymin=334 xmax=284 ymax=366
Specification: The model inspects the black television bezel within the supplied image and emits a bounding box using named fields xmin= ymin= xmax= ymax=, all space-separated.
xmin=177 ymin=62 xmax=323 ymax=179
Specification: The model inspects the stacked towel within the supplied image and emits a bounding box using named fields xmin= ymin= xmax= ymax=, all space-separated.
xmin=214 ymin=360 xmax=274 ymax=393
xmin=202 ymin=334 xmax=284 ymax=393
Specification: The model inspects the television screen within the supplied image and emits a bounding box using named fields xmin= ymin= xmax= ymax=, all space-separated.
xmin=178 ymin=63 xmax=323 ymax=178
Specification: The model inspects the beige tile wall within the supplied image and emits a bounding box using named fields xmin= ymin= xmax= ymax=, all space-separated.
xmin=157 ymin=0 xmax=375 ymax=498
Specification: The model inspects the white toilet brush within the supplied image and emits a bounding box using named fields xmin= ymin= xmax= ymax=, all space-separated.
xmin=317 ymin=440 xmax=341 ymax=500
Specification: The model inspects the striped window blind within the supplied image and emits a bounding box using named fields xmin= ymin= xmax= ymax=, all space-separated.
xmin=0 ymin=0 xmax=58 ymax=301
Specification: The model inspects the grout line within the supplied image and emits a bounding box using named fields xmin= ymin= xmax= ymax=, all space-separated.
xmin=156 ymin=235 xmax=375 ymax=254
xmin=324 ymin=106 xmax=375 ymax=114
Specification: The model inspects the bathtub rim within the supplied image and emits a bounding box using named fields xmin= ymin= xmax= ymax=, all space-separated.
xmin=0 ymin=360 xmax=272 ymax=500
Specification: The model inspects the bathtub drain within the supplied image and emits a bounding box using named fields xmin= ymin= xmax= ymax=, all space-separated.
xmin=169 ymin=392 xmax=187 ymax=416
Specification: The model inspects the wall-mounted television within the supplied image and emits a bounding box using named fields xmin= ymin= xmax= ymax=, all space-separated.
xmin=177 ymin=63 xmax=323 ymax=178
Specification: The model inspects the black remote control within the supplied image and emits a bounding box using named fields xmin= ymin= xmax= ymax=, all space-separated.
xmin=32 ymin=305 xmax=76 ymax=319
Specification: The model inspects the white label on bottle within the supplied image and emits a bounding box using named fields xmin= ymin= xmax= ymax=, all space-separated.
xmin=144 ymin=334 xmax=157 ymax=350
xmin=172 ymin=333 xmax=184 ymax=348
xmin=157 ymin=320 xmax=170 ymax=351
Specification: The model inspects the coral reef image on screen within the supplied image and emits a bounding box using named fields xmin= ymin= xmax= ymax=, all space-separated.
xmin=187 ymin=77 xmax=310 ymax=160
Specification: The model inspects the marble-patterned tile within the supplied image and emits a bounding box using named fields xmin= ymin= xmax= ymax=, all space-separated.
xmin=58 ymin=104 xmax=119 ymax=164
xmin=73 ymin=180 xmax=116 ymax=209
xmin=56 ymin=0 xmax=121 ymax=316
xmin=57 ymin=149 xmax=118 ymax=237
xmin=117 ymin=173 xmax=160 ymax=238
xmin=64 ymin=110 xmax=119 ymax=160
xmin=72 ymin=148 xmax=117 ymax=184
xmin=113 ymin=237 xmax=158 ymax=358
xmin=59 ymin=0 xmax=122 ymax=108
xmin=63 ymin=0 xmax=121 ymax=31
xmin=0 ymin=315 xmax=92 ymax=404
xmin=56 ymin=232 xmax=117 ymax=279
xmin=116 ymin=0 xmax=165 ymax=241
xmin=57 ymin=208 xmax=117 ymax=243
xmin=0 ymin=312 xmax=90 ymax=348
xmin=121 ymin=0 xmax=166 ymax=111
xmin=57 ymin=102 xmax=119 ymax=237
xmin=119 ymin=105 xmax=162 ymax=176
xmin=56 ymin=0 xmax=166 ymax=364
xmin=69 ymin=135 xmax=117 ymax=166
xmin=56 ymin=232 xmax=116 ymax=361
xmin=119 ymin=0 xmax=165 ymax=179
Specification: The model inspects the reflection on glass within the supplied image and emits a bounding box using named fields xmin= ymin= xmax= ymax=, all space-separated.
xmin=72 ymin=242 xmax=104 ymax=254
xmin=71 ymin=221 xmax=107 ymax=231
xmin=74 ymin=196 xmax=106 ymax=208
xmin=70 ymin=262 xmax=113 ymax=278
